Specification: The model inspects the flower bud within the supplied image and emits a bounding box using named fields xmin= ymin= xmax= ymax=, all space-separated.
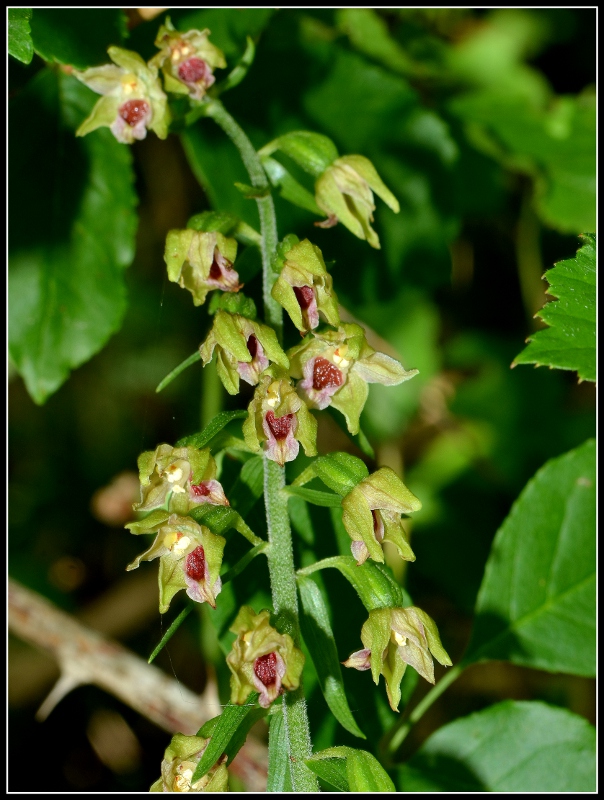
xmin=288 ymin=323 xmax=418 ymax=435
xmin=151 ymin=18 xmax=226 ymax=100
xmin=271 ymin=238 xmax=340 ymax=333
xmin=126 ymin=513 xmax=225 ymax=612
xmin=343 ymin=607 xmax=452 ymax=711
xmin=75 ymin=47 xmax=169 ymax=144
xmin=150 ymin=733 xmax=229 ymax=792
xmin=341 ymin=467 xmax=420 ymax=565
xmin=226 ymin=607 xmax=305 ymax=709
xmin=134 ymin=444 xmax=229 ymax=515
xmin=242 ymin=371 xmax=318 ymax=465
xmin=314 ymin=155 xmax=399 ymax=249
xmin=165 ymin=229 xmax=241 ymax=307
xmin=200 ymin=311 xmax=290 ymax=395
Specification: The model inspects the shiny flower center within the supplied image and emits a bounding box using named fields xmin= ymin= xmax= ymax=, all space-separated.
xmin=265 ymin=411 xmax=294 ymax=440
xmin=254 ymin=652 xmax=278 ymax=686
xmin=312 ymin=357 xmax=344 ymax=391
xmin=119 ymin=99 xmax=149 ymax=127
xmin=185 ymin=546 xmax=206 ymax=581
xmin=178 ymin=57 xmax=209 ymax=84
xmin=293 ymin=285 xmax=315 ymax=310
xmin=190 ymin=482 xmax=211 ymax=498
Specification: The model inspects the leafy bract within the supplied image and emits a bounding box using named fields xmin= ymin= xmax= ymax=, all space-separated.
xmin=176 ymin=410 xmax=248 ymax=449
xmin=465 ymin=440 xmax=595 ymax=676
xmin=298 ymin=576 xmax=365 ymax=739
xmin=399 ymin=700 xmax=595 ymax=792
xmin=267 ymin=710 xmax=293 ymax=792
xmin=9 ymin=70 xmax=137 ymax=404
xmin=8 ymin=8 xmax=34 ymax=64
xmin=29 ymin=8 xmax=127 ymax=69
xmin=306 ymin=747 xmax=395 ymax=792
xmin=513 ymin=234 xmax=595 ymax=382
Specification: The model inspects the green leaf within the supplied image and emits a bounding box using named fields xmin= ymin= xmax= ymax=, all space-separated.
xmin=155 ymin=351 xmax=201 ymax=393
xmin=214 ymin=35 xmax=256 ymax=95
xmin=465 ymin=440 xmax=595 ymax=676
xmin=298 ymin=576 xmax=365 ymax=739
xmin=259 ymin=131 xmax=339 ymax=178
xmin=267 ymin=709 xmax=293 ymax=792
xmin=298 ymin=556 xmax=406 ymax=612
xmin=30 ymin=8 xmax=127 ymax=69
xmin=261 ymin=156 xmax=324 ymax=215
xmin=306 ymin=747 xmax=395 ymax=792
xmin=8 ymin=8 xmax=34 ymax=64
xmin=284 ymin=486 xmax=342 ymax=508
xmin=9 ymin=70 xmax=137 ymax=404
xmin=208 ymin=290 xmax=257 ymax=320
xmin=148 ymin=605 xmax=193 ymax=664
xmin=399 ymin=700 xmax=596 ymax=792
xmin=193 ymin=696 xmax=267 ymax=782
xmin=234 ymin=181 xmax=271 ymax=199
xmin=513 ymin=234 xmax=595 ymax=382
xmin=176 ymin=410 xmax=248 ymax=449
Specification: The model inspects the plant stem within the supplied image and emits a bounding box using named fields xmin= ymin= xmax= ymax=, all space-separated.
xmin=384 ymin=663 xmax=463 ymax=756
xmin=204 ymin=98 xmax=318 ymax=792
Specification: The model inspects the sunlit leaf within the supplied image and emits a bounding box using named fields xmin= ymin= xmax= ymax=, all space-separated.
xmin=399 ymin=701 xmax=596 ymax=792
xmin=465 ymin=440 xmax=595 ymax=676
xmin=9 ymin=8 xmax=34 ymax=64
xmin=513 ymin=234 xmax=595 ymax=382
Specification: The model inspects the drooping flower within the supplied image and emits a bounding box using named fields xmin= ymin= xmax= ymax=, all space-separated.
xmin=341 ymin=467 xmax=420 ymax=565
xmin=343 ymin=607 xmax=452 ymax=711
xmin=165 ymin=229 xmax=241 ymax=307
xmin=151 ymin=18 xmax=226 ymax=100
xmin=314 ymin=155 xmax=399 ymax=249
xmin=134 ymin=444 xmax=229 ymax=516
xmin=199 ymin=310 xmax=289 ymax=395
xmin=270 ymin=238 xmax=340 ymax=333
xmin=74 ymin=46 xmax=169 ymax=144
xmin=150 ymin=733 xmax=229 ymax=792
xmin=288 ymin=323 xmax=418 ymax=435
xmin=242 ymin=370 xmax=318 ymax=466
xmin=126 ymin=513 xmax=225 ymax=612
xmin=226 ymin=607 xmax=305 ymax=709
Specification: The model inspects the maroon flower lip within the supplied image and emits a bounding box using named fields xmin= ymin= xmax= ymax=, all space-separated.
xmin=312 ymin=357 xmax=344 ymax=391
xmin=119 ymin=99 xmax=150 ymax=127
xmin=254 ymin=652 xmax=278 ymax=687
xmin=178 ymin=57 xmax=211 ymax=85
xmin=293 ymin=285 xmax=315 ymax=311
xmin=265 ymin=410 xmax=294 ymax=440
xmin=185 ymin=545 xmax=206 ymax=581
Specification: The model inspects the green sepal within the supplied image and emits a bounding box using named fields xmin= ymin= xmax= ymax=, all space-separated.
xmin=152 ymin=732 xmax=229 ymax=792
xmin=126 ymin=509 xmax=171 ymax=535
xmin=208 ymin=291 xmax=257 ymax=320
xmin=330 ymin=369 xmax=369 ymax=436
xmin=164 ymin=229 xmax=239 ymax=307
xmin=259 ymin=131 xmax=340 ymax=178
xmin=271 ymin=233 xmax=300 ymax=275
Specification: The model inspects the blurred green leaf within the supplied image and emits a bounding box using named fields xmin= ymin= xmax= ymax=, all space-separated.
xmin=513 ymin=233 xmax=595 ymax=382
xmin=9 ymin=8 xmax=34 ymax=64
xmin=465 ymin=440 xmax=595 ymax=675
xmin=30 ymin=8 xmax=126 ymax=69
xmin=9 ymin=70 xmax=137 ymax=404
xmin=299 ymin=556 xmax=406 ymax=611
xmin=267 ymin=709 xmax=293 ymax=791
xmin=156 ymin=351 xmax=201 ymax=393
xmin=399 ymin=701 xmax=595 ymax=792
xmin=176 ymin=410 xmax=248 ymax=449
xmin=298 ymin=576 xmax=365 ymax=738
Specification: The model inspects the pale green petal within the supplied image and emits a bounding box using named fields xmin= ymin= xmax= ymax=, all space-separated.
xmin=74 ymin=64 xmax=124 ymax=95
xmin=295 ymin=402 xmax=318 ymax=457
xmin=108 ymin=46 xmax=149 ymax=75
xmin=342 ymin=488 xmax=384 ymax=563
xmin=330 ymin=370 xmax=369 ymax=435
xmin=75 ymin=95 xmax=119 ymax=137
xmin=338 ymin=154 xmax=400 ymax=213
xmin=360 ymin=467 xmax=422 ymax=514
xmin=355 ymin=352 xmax=419 ymax=386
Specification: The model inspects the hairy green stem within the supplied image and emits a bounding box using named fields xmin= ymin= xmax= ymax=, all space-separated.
xmin=204 ymin=97 xmax=318 ymax=792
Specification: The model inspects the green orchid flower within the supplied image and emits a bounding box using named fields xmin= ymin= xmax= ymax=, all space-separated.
xmin=226 ymin=607 xmax=305 ymax=709
xmin=200 ymin=310 xmax=289 ymax=395
xmin=126 ymin=513 xmax=225 ymax=613
xmin=343 ymin=606 xmax=452 ymax=711
xmin=75 ymin=46 xmax=169 ymax=143
xmin=165 ymin=229 xmax=240 ymax=307
xmin=341 ymin=467 xmax=421 ymax=565
xmin=314 ymin=154 xmax=399 ymax=249
xmin=288 ymin=322 xmax=418 ymax=435
xmin=150 ymin=733 xmax=228 ymax=792
xmin=271 ymin=238 xmax=340 ymax=333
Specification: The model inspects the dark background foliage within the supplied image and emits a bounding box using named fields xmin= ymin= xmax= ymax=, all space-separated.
xmin=9 ymin=8 xmax=595 ymax=791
